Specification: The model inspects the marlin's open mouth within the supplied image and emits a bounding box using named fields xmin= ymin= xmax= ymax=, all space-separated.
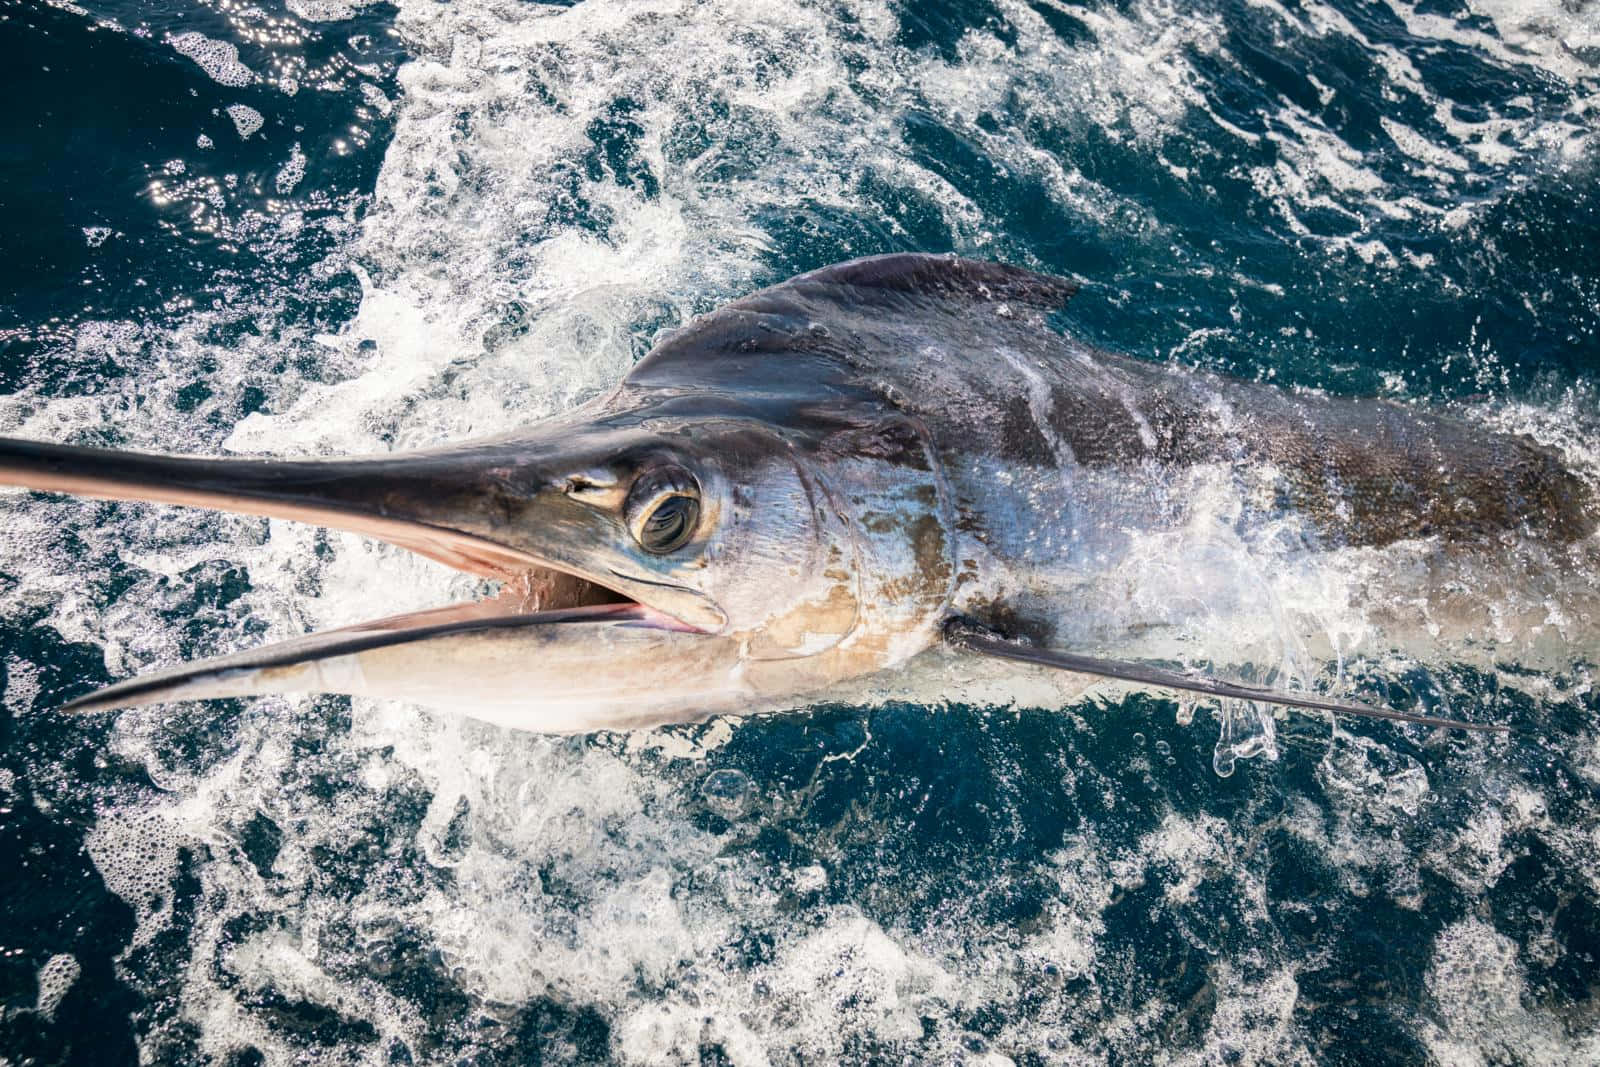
xmin=0 ymin=435 xmax=736 ymax=728
xmin=61 ymin=564 xmax=701 ymax=717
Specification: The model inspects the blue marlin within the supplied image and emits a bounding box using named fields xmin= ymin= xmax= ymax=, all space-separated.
xmin=1 ymin=255 xmax=1592 ymax=733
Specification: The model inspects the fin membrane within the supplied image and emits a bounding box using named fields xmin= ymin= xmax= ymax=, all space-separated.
xmin=792 ymin=252 xmax=1080 ymax=312
xmin=944 ymin=619 xmax=1508 ymax=734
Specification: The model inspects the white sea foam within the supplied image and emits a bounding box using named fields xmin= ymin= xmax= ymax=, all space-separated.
xmin=171 ymin=31 xmax=255 ymax=88
xmin=287 ymin=0 xmax=376 ymax=21
xmin=1234 ymin=0 xmax=1596 ymax=248
xmin=33 ymin=954 xmax=79 ymax=1021
xmin=226 ymin=103 xmax=264 ymax=139
xmin=1422 ymin=919 xmax=1600 ymax=1065
xmin=1422 ymin=0 xmax=1600 ymax=87
xmin=274 ymin=142 xmax=307 ymax=195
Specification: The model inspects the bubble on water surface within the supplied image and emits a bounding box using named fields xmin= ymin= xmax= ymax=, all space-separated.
xmin=701 ymin=768 xmax=753 ymax=818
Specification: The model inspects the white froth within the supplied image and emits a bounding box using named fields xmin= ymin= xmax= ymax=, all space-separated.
xmin=358 ymin=81 xmax=392 ymax=116
xmin=226 ymin=103 xmax=264 ymax=139
xmin=85 ymin=806 xmax=183 ymax=948
xmin=34 ymin=954 xmax=80 ymax=1021
xmin=274 ymin=142 xmax=308 ymax=195
xmin=286 ymin=0 xmax=375 ymax=20
xmin=1427 ymin=0 xmax=1600 ymax=86
xmin=171 ymin=31 xmax=255 ymax=88
xmin=1235 ymin=0 xmax=1597 ymax=246
xmin=1167 ymin=962 xmax=1306 ymax=1067
xmin=1422 ymin=919 xmax=1600 ymax=1065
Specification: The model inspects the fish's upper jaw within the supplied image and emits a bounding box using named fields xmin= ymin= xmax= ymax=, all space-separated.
xmin=0 ymin=430 xmax=732 ymax=629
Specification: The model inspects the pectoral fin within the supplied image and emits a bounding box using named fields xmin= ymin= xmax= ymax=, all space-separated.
xmin=943 ymin=619 xmax=1508 ymax=734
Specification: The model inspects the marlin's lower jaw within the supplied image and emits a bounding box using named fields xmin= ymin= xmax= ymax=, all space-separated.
xmin=62 ymin=565 xmax=754 ymax=733
xmin=56 ymin=563 xmax=761 ymax=739
xmin=68 ymin=605 xmax=754 ymax=736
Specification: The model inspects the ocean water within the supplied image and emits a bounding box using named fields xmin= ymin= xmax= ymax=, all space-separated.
xmin=1 ymin=0 xmax=1598 ymax=1062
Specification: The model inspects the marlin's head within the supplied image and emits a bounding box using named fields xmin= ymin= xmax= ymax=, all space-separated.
xmin=391 ymin=400 xmax=953 ymax=646
xmin=0 ymin=389 xmax=955 ymax=731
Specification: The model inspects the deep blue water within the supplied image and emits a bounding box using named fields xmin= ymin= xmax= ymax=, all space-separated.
xmin=1 ymin=0 xmax=1598 ymax=1063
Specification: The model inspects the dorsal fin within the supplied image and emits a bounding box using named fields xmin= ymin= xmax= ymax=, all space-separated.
xmin=786 ymin=252 xmax=1080 ymax=312
xmin=624 ymin=253 xmax=1079 ymax=399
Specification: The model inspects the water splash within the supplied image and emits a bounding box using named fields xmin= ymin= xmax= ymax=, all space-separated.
xmin=1212 ymin=698 xmax=1281 ymax=778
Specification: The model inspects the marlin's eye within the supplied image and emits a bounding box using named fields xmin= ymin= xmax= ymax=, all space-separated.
xmin=625 ymin=465 xmax=702 ymax=555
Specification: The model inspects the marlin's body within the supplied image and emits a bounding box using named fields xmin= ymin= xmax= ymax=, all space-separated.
xmin=1 ymin=255 xmax=1594 ymax=732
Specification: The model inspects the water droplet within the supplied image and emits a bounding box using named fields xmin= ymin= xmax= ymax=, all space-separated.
xmin=1212 ymin=698 xmax=1279 ymax=777
xmin=1154 ymin=740 xmax=1171 ymax=756
xmin=1132 ymin=732 xmax=1146 ymax=745
xmin=701 ymin=769 xmax=753 ymax=819
xmin=1176 ymin=701 xmax=1195 ymax=726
